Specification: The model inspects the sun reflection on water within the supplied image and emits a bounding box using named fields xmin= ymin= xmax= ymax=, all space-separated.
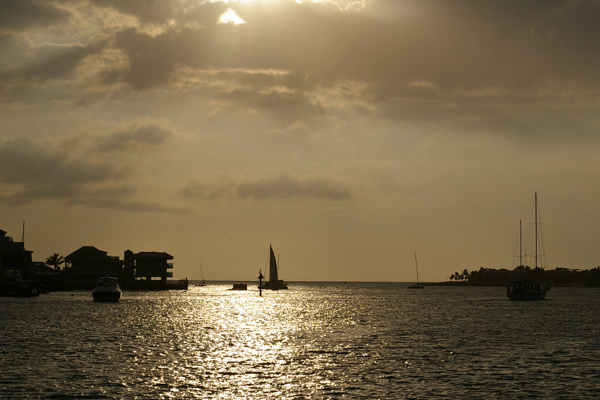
xmin=89 ymin=284 xmax=401 ymax=397
xmin=5 ymin=284 xmax=597 ymax=398
xmin=121 ymin=285 xmax=334 ymax=397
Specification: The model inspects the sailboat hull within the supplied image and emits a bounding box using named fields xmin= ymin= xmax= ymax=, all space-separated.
xmin=507 ymin=280 xmax=548 ymax=300
xmin=259 ymin=280 xmax=288 ymax=290
xmin=506 ymin=286 xmax=548 ymax=300
xmin=407 ymin=284 xmax=424 ymax=289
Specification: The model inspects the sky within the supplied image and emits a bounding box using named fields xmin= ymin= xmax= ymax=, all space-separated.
xmin=1 ymin=0 xmax=599 ymax=282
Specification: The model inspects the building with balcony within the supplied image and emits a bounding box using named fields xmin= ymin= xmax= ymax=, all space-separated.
xmin=124 ymin=250 xmax=173 ymax=282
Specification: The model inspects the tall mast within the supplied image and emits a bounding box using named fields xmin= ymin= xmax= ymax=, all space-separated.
xmin=519 ymin=220 xmax=522 ymax=267
xmin=414 ymin=252 xmax=419 ymax=284
xmin=535 ymin=192 xmax=538 ymax=270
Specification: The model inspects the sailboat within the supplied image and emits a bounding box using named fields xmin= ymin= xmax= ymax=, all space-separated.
xmin=407 ymin=252 xmax=424 ymax=289
xmin=506 ymin=193 xmax=550 ymax=300
xmin=196 ymin=262 xmax=206 ymax=286
xmin=259 ymin=244 xmax=288 ymax=290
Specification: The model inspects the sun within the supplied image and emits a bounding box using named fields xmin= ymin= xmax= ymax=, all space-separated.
xmin=218 ymin=8 xmax=246 ymax=25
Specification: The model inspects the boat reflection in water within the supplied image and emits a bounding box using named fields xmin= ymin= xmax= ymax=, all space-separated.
xmin=92 ymin=276 xmax=121 ymax=302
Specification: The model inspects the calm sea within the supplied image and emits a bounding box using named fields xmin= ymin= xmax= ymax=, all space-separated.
xmin=1 ymin=283 xmax=599 ymax=399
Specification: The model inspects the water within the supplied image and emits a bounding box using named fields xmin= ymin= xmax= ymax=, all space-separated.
xmin=1 ymin=283 xmax=599 ymax=399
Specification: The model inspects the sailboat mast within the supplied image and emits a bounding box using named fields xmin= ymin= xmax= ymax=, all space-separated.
xmin=414 ymin=252 xmax=419 ymax=284
xmin=535 ymin=192 xmax=538 ymax=270
xmin=519 ymin=220 xmax=522 ymax=267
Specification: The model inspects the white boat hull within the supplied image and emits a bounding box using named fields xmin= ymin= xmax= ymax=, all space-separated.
xmin=92 ymin=276 xmax=122 ymax=302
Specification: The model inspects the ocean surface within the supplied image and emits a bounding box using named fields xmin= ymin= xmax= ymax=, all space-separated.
xmin=1 ymin=283 xmax=599 ymax=399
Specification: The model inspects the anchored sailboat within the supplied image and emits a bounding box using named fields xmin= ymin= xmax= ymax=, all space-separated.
xmin=197 ymin=262 xmax=206 ymax=286
xmin=506 ymin=193 xmax=549 ymax=300
xmin=407 ymin=252 xmax=424 ymax=289
xmin=259 ymin=244 xmax=288 ymax=290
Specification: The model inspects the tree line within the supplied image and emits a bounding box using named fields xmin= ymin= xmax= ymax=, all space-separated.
xmin=449 ymin=266 xmax=600 ymax=287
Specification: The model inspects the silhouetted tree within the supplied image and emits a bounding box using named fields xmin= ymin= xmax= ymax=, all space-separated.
xmin=461 ymin=269 xmax=470 ymax=281
xmin=45 ymin=253 xmax=65 ymax=272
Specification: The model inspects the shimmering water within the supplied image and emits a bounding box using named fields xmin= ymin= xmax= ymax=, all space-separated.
xmin=1 ymin=283 xmax=599 ymax=399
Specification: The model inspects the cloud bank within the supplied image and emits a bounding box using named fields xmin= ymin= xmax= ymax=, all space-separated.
xmin=180 ymin=173 xmax=352 ymax=202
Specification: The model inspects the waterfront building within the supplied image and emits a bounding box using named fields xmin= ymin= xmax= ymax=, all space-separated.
xmin=124 ymin=250 xmax=174 ymax=282
xmin=64 ymin=246 xmax=124 ymax=277
xmin=0 ymin=229 xmax=33 ymax=278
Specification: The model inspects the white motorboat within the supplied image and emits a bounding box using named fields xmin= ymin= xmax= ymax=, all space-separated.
xmin=92 ymin=276 xmax=122 ymax=302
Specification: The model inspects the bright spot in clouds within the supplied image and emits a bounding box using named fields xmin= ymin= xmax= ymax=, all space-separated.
xmin=1 ymin=0 xmax=600 ymax=283
xmin=219 ymin=9 xmax=246 ymax=25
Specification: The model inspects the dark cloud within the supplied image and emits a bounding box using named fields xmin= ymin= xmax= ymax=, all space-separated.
xmin=0 ymin=42 xmax=104 ymax=87
xmin=89 ymin=0 xmax=599 ymax=111
xmin=0 ymin=137 xmax=124 ymax=186
xmin=0 ymin=136 xmax=126 ymax=205
xmin=180 ymin=173 xmax=352 ymax=202
xmin=179 ymin=181 xmax=236 ymax=201
xmin=238 ymin=173 xmax=352 ymax=201
xmin=2 ymin=0 xmax=599 ymax=136
xmin=179 ymin=1 xmax=229 ymax=27
xmin=90 ymin=0 xmax=186 ymax=25
xmin=98 ymin=122 xmax=173 ymax=152
xmin=113 ymin=27 xmax=213 ymax=90
xmin=221 ymin=87 xmax=324 ymax=121
xmin=4 ymin=0 xmax=600 ymax=96
xmin=0 ymin=0 xmax=70 ymax=33
xmin=0 ymin=137 xmax=184 ymax=212
xmin=65 ymin=196 xmax=191 ymax=213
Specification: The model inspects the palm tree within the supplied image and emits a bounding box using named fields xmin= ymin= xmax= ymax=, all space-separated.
xmin=461 ymin=269 xmax=470 ymax=281
xmin=45 ymin=253 xmax=65 ymax=272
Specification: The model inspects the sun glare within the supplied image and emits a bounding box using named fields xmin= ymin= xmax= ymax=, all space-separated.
xmin=218 ymin=9 xmax=246 ymax=25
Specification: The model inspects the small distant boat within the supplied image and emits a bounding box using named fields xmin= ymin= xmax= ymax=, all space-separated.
xmin=407 ymin=252 xmax=424 ymax=289
xmin=196 ymin=262 xmax=206 ymax=286
xmin=92 ymin=276 xmax=121 ymax=302
xmin=231 ymin=283 xmax=247 ymax=290
xmin=258 ymin=244 xmax=288 ymax=290
xmin=507 ymin=193 xmax=549 ymax=300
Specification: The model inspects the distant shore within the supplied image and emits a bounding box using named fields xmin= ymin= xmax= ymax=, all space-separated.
xmin=188 ymin=280 xmax=600 ymax=288
xmin=429 ymin=281 xmax=599 ymax=288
